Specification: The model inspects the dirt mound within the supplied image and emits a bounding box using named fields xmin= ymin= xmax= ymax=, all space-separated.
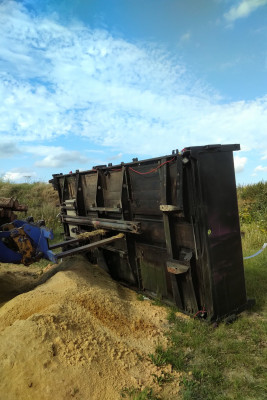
xmin=0 ymin=264 xmax=40 ymax=304
xmin=0 ymin=256 xmax=182 ymax=400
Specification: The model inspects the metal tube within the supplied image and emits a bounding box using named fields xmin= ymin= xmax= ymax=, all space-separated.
xmin=55 ymin=233 xmax=124 ymax=260
xmin=49 ymin=229 xmax=107 ymax=249
xmin=62 ymin=216 xmax=141 ymax=233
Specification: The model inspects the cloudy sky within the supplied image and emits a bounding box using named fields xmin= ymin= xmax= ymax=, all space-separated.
xmin=0 ymin=0 xmax=267 ymax=184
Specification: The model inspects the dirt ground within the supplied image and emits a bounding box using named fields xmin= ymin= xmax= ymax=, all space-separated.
xmin=0 ymin=256 xmax=184 ymax=400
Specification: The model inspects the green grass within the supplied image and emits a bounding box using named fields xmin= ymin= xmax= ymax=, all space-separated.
xmin=147 ymin=227 xmax=267 ymax=400
xmin=237 ymin=181 xmax=267 ymax=233
xmin=152 ymin=372 xmax=173 ymax=386
xmin=137 ymin=293 xmax=145 ymax=301
xmin=149 ymin=344 xmax=187 ymax=371
xmin=120 ymin=387 xmax=160 ymax=400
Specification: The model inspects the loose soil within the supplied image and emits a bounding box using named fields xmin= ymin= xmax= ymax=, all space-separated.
xmin=0 ymin=256 xmax=184 ymax=400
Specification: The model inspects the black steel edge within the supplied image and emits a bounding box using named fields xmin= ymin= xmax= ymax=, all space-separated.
xmin=49 ymin=153 xmax=176 ymax=180
xmin=49 ymin=144 xmax=240 ymax=181
xmin=210 ymin=298 xmax=254 ymax=323
xmin=183 ymin=144 xmax=240 ymax=158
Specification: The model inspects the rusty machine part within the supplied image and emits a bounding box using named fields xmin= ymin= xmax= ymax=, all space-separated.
xmin=0 ymin=219 xmax=55 ymax=265
xmin=50 ymin=144 xmax=250 ymax=322
xmin=0 ymin=197 xmax=28 ymax=225
xmin=10 ymin=226 xmax=37 ymax=265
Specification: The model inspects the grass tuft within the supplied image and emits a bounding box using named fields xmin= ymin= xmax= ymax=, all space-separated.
xmin=149 ymin=344 xmax=187 ymax=371
xmin=120 ymin=386 xmax=160 ymax=400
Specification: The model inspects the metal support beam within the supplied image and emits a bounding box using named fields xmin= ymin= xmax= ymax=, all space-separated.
xmin=62 ymin=216 xmax=141 ymax=234
xmin=54 ymin=233 xmax=124 ymax=261
xmin=49 ymin=229 xmax=106 ymax=250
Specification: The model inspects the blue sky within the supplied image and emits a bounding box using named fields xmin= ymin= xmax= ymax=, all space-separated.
xmin=0 ymin=0 xmax=267 ymax=184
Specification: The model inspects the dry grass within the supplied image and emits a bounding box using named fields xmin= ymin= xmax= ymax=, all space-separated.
xmin=0 ymin=180 xmax=60 ymax=232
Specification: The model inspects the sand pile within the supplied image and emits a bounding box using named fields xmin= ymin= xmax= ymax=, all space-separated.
xmin=0 ymin=256 xmax=182 ymax=400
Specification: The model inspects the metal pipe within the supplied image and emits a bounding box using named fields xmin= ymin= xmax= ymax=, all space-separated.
xmin=49 ymin=237 xmax=83 ymax=250
xmin=62 ymin=216 xmax=141 ymax=233
xmin=55 ymin=233 xmax=124 ymax=261
xmin=49 ymin=229 xmax=106 ymax=250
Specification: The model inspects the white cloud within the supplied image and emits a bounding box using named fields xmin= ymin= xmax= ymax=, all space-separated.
xmin=220 ymin=57 xmax=241 ymax=70
xmin=179 ymin=31 xmax=191 ymax=44
xmin=0 ymin=1 xmax=266 ymax=164
xmin=224 ymin=0 xmax=267 ymax=23
xmin=3 ymin=168 xmax=37 ymax=182
xmin=234 ymin=156 xmax=247 ymax=173
xmin=254 ymin=165 xmax=267 ymax=172
xmin=22 ymin=145 xmax=89 ymax=168
xmin=109 ymin=152 xmax=123 ymax=161
xmin=35 ymin=151 xmax=88 ymax=168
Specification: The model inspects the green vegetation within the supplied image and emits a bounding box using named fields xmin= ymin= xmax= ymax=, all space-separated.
xmin=120 ymin=387 xmax=160 ymax=400
xmin=237 ymin=181 xmax=267 ymax=234
xmin=152 ymin=371 xmax=173 ymax=386
xmin=136 ymin=293 xmax=145 ymax=301
xmin=149 ymin=344 xmax=187 ymax=371
xmin=0 ymin=179 xmax=61 ymax=240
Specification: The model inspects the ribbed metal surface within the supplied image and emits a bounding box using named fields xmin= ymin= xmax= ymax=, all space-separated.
xmin=50 ymin=144 xmax=248 ymax=321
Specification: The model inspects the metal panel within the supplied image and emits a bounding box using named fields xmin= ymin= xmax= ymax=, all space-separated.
xmin=81 ymin=173 xmax=98 ymax=209
xmin=50 ymin=144 xmax=248 ymax=321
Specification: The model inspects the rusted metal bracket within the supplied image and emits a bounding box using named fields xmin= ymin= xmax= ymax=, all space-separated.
xmin=167 ymin=259 xmax=190 ymax=274
xmin=0 ymin=197 xmax=28 ymax=225
xmin=167 ymin=249 xmax=192 ymax=274
xmin=0 ymin=197 xmax=28 ymax=212
xmin=11 ymin=227 xmax=35 ymax=265
xmin=160 ymin=205 xmax=179 ymax=212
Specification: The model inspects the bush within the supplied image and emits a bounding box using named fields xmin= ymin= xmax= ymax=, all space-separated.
xmin=0 ymin=179 xmax=61 ymax=234
xmin=237 ymin=181 xmax=267 ymax=234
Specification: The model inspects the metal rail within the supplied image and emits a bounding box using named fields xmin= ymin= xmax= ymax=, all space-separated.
xmin=62 ymin=216 xmax=141 ymax=234
xmin=54 ymin=233 xmax=124 ymax=261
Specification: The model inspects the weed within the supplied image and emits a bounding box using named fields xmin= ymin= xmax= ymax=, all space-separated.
xmin=152 ymin=372 xmax=173 ymax=386
xmin=137 ymin=294 xmax=145 ymax=301
xmin=136 ymin=353 xmax=144 ymax=362
xmin=120 ymin=386 xmax=160 ymax=400
xmin=151 ymin=298 xmax=164 ymax=307
xmin=181 ymin=376 xmax=213 ymax=400
xmin=166 ymin=308 xmax=177 ymax=324
xmin=149 ymin=344 xmax=187 ymax=371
